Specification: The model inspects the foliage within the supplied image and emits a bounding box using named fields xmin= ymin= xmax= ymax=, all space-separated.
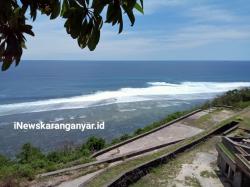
xmin=0 ymin=154 xmax=11 ymax=167
xmin=86 ymin=136 xmax=106 ymax=152
xmin=0 ymin=137 xmax=101 ymax=183
xmin=203 ymin=88 xmax=250 ymax=109
xmin=17 ymin=143 xmax=44 ymax=164
xmin=0 ymin=0 xmax=143 ymax=71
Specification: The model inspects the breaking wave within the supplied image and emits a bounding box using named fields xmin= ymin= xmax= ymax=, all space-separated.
xmin=0 ymin=82 xmax=249 ymax=116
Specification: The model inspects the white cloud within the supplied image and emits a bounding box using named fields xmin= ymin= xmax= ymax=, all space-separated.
xmin=144 ymin=0 xmax=186 ymax=14
xmin=23 ymin=22 xmax=250 ymax=60
xmin=188 ymin=5 xmax=238 ymax=23
xmin=161 ymin=25 xmax=250 ymax=49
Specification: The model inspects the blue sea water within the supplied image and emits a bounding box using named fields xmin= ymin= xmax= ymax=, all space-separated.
xmin=0 ymin=60 xmax=250 ymax=156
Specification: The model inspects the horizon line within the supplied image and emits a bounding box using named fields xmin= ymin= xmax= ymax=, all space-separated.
xmin=21 ymin=60 xmax=250 ymax=62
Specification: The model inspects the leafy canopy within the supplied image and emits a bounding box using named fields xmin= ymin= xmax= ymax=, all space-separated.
xmin=0 ymin=0 xmax=144 ymax=71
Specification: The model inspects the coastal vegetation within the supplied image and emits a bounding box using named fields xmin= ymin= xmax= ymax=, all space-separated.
xmin=203 ymin=88 xmax=250 ymax=109
xmin=0 ymin=88 xmax=250 ymax=185
xmin=0 ymin=137 xmax=105 ymax=185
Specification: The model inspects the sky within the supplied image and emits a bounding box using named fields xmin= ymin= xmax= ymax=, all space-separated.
xmin=23 ymin=0 xmax=250 ymax=60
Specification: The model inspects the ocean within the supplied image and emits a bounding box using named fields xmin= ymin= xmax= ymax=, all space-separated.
xmin=0 ymin=60 xmax=250 ymax=157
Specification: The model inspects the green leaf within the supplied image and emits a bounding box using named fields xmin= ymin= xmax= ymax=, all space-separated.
xmin=106 ymin=3 xmax=114 ymax=23
xmin=139 ymin=0 xmax=144 ymax=8
xmin=61 ymin=0 xmax=69 ymax=18
xmin=88 ymin=27 xmax=100 ymax=51
xmin=2 ymin=60 xmax=12 ymax=71
xmin=118 ymin=7 xmax=123 ymax=33
xmin=23 ymin=25 xmax=35 ymax=36
xmin=123 ymin=6 xmax=135 ymax=26
xmin=50 ymin=1 xmax=61 ymax=19
xmin=134 ymin=2 xmax=144 ymax=14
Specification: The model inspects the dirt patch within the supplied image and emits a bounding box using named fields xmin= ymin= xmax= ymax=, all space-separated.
xmin=170 ymin=151 xmax=223 ymax=187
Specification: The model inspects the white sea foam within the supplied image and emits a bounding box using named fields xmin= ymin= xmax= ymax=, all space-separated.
xmin=0 ymin=82 xmax=249 ymax=116
xmin=50 ymin=117 xmax=64 ymax=122
xmin=140 ymin=106 xmax=152 ymax=110
xmin=69 ymin=116 xmax=75 ymax=120
xmin=78 ymin=115 xmax=86 ymax=119
xmin=119 ymin=109 xmax=137 ymax=112
xmin=157 ymin=104 xmax=171 ymax=108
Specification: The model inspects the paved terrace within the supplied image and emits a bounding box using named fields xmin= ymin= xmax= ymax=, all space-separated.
xmin=96 ymin=108 xmax=235 ymax=161
xmin=96 ymin=123 xmax=203 ymax=160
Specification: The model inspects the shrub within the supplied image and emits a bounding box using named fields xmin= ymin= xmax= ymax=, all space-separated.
xmin=210 ymin=88 xmax=250 ymax=108
xmin=111 ymin=138 xmax=120 ymax=145
xmin=47 ymin=151 xmax=61 ymax=163
xmin=17 ymin=164 xmax=35 ymax=180
xmin=45 ymin=164 xmax=57 ymax=172
xmin=0 ymin=154 xmax=10 ymax=167
xmin=0 ymin=165 xmax=17 ymax=180
xmin=86 ymin=137 xmax=106 ymax=152
xmin=119 ymin=134 xmax=130 ymax=141
xmin=30 ymin=159 xmax=48 ymax=170
xmin=80 ymin=148 xmax=91 ymax=157
xmin=16 ymin=143 xmax=45 ymax=164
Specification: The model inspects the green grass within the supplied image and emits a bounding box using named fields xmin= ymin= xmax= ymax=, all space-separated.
xmin=192 ymin=111 xmax=216 ymax=129
xmin=200 ymin=170 xmax=217 ymax=178
xmin=217 ymin=143 xmax=235 ymax=161
xmin=184 ymin=176 xmax=202 ymax=187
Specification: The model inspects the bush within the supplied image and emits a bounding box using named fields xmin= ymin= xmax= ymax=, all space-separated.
xmin=119 ymin=134 xmax=131 ymax=141
xmin=86 ymin=137 xmax=106 ymax=152
xmin=30 ymin=159 xmax=48 ymax=170
xmin=45 ymin=164 xmax=57 ymax=172
xmin=47 ymin=151 xmax=61 ymax=163
xmin=17 ymin=164 xmax=35 ymax=180
xmin=134 ymin=128 xmax=144 ymax=135
xmin=17 ymin=143 xmax=45 ymax=164
xmin=210 ymin=88 xmax=250 ymax=108
xmin=0 ymin=165 xmax=17 ymax=179
xmin=80 ymin=148 xmax=91 ymax=157
xmin=0 ymin=154 xmax=10 ymax=167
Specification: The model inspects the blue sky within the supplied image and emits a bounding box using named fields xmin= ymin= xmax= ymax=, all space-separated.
xmin=23 ymin=0 xmax=250 ymax=60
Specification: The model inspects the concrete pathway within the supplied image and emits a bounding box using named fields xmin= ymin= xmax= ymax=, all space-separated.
xmin=96 ymin=123 xmax=203 ymax=160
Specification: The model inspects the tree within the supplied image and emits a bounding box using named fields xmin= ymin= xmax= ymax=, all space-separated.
xmin=0 ymin=0 xmax=144 ymax=71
